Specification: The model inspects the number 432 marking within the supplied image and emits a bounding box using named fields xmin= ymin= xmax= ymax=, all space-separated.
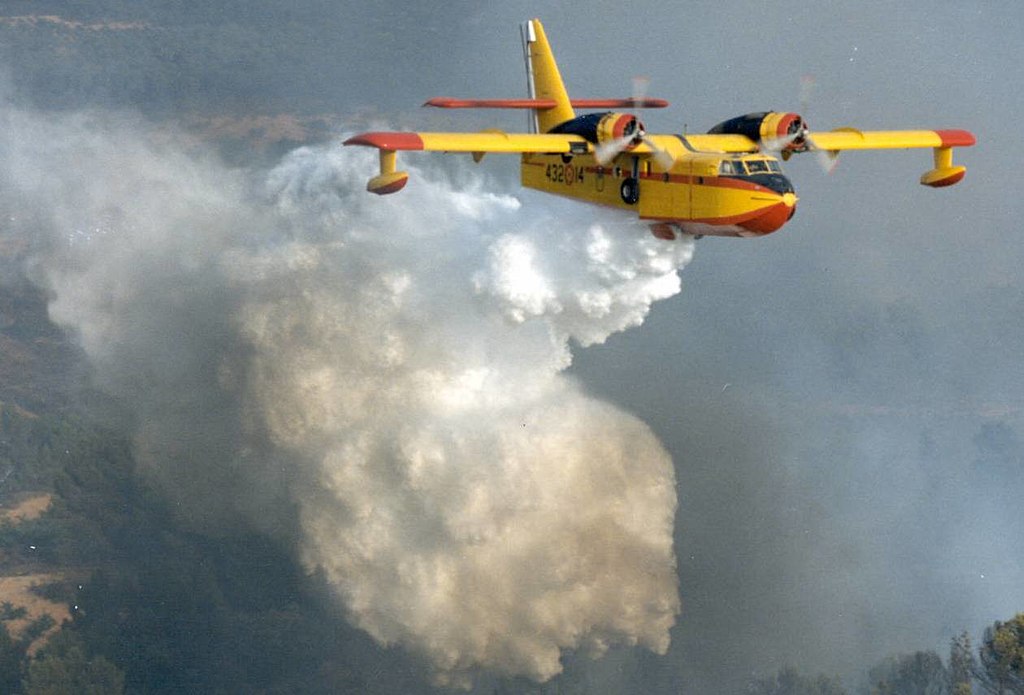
xmin=545 ymin=163 xmax=584 ymax=185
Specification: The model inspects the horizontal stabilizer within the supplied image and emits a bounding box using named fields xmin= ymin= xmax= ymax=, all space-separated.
xmin=571 ymin=98 xmax=669 ymax=109
xmin=425 ymin=97 xmax=668 ymax=109
xmin=425 ymin=97 xmax=556 ymax=109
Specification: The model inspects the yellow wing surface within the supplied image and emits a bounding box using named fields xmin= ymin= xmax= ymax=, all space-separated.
xmin=344 ymin=131 xmax=591 ymax=155
xmin=344 ymin=126 xmax=975 ymax=193
xmin=687 ymin=128 xmax=976 ymax=153
xmin=688 ymin=128 xmax=975 ymax=187
xmin=345 ymin=130 xmax=658 ymax=194
xmin=345 ymin=128 xmax=974 ymax=156
xmin=344 ymin=131 xmax=594 ymax=193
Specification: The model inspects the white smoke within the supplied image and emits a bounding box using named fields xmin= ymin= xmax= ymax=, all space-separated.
xmin=1 ymin=106 xmax=691 ymax=685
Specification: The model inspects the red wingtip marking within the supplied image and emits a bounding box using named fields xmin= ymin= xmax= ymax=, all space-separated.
xmin=935 ymin=129 xmax=976 ymax=147
xmin=343 ymin=132 xmax=425 ymax=150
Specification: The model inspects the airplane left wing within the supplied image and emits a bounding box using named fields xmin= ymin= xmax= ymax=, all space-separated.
xmin=344 ymin=130 xmax=658 ymax=194
xmin=345 ymin=130 xmax=590 ymax=155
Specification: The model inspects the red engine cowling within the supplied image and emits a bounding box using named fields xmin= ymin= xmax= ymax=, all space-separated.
xmin=549 ymin=112 xmax=645 ymax=149
xmin=595 ymin=113 xmax=644 ymax=149
xmin=708 ymin=112 xmax=807 ymax=150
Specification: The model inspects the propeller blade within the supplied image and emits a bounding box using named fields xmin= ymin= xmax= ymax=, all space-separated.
xmin=631 ymin=75 xmax=651 ymax=108
xmin=805 ymin=134 xmax=839 ymax=174
xmin=799 ymin=74 xmax=816 ymax=115
xmin=759 ymin=131 xmax=800 ymax=155
xmin=595 ymin=78 xmax=674 ymax=168
xmin=642 ymin=135 xmax=676 ymax=170
xmin=595 ymin=134 xmax=636 ymax=165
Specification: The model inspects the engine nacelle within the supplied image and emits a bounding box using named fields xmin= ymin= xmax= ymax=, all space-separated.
xmin=550 ymin=112 xmax=645 ymax=149
xmin=708 ymin=112 xmax=807 ymax=150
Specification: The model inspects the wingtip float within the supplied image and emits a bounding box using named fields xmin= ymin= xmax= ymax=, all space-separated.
xmin=344 ymin=18 xmax=975 ymax=240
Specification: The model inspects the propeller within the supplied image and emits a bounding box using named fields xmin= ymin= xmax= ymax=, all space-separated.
xmin=631 ymin=77 xmax=677 ymax=169
xmin=799 ymin=74 xmax=815 ymax=115
xmin=631 ymin=75 xmax=651 ymax=108
xmin=794 ymin=75 xmax=839 ymax=174
xmin=595 ymin=128 xmax=676 ymax=169
xmin=645 ymin=139 xmax=677 ymax=170
xmin=753 ymin=76 xmax=839 ymax=173
xmin=594 ymin=76 xmax=677 ymax=169
xmin=805 ymin=133 xmax=840 ymax=174
xmin=759 ymin=130 xmax=801 ymax=156
xmin=595 ymin=134 xmax=639 ymax=165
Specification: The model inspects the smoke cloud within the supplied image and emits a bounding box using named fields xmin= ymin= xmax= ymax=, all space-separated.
xmin=1 ymin=104 xmax=692 ymax=685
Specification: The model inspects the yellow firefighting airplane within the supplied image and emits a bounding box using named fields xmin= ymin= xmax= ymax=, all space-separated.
xmin=345 ymin=18 xmax=975 ymax=239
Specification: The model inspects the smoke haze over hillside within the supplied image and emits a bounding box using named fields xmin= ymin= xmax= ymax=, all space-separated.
xmin=1 ymin=103 xmax=694 ymax=686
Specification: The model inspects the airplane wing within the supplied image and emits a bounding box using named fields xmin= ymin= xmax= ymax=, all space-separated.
xmin=346 ymin=130 xmax=598 ymax=155
xmin=346 ymin=127 xmax=975 ymax=194
xmin=797 ymin=128 xmax=975 ymax=151
xmin=687 ymin=127 xmax=975 ymax=187
xmin=686 ymin=128 xmax=975 ymax=154
xmin=345 ymin=130 xmax=665 ymax=193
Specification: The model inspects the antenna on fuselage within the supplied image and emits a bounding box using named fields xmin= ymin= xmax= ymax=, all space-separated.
xmin=520 ymin=20 xmax=538 ymax=134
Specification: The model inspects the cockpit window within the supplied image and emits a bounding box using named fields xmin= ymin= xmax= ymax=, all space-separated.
xmin=720 ymin=159 xmax=782 ymax=176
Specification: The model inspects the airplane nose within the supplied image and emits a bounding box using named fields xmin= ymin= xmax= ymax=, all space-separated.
xmin=739 ymin=191 xmax=798 ymax=235
xmin=748 ymin=173 xmax=794 ymax=196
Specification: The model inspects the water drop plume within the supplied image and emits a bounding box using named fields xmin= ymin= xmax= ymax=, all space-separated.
xmin=1 ymin=106 xmax=692 ymax=685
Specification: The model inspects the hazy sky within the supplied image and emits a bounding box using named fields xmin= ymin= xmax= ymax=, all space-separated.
xmin=360 ymin=2 xmax=1024 ymax=691
xmin=4 ymin=2 xmax=1022 ymax=693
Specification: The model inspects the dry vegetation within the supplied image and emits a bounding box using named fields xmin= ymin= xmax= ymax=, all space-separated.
xmin=0 ymin=573 xmax=71 ymax=655
xmin=0 ymin=494 xmax=72 ymax=655
xmin=0 ymin=494 xmax=51 ymax=525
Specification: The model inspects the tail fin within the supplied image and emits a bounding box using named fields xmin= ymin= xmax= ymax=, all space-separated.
xmin=521 ymin=19 xmax=574 ymax=133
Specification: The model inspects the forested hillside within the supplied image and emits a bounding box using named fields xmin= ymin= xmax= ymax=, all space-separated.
xmin=0 ymin=277 xmax=439 ymax=692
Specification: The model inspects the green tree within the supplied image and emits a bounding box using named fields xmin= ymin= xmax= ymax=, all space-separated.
xmin=22 ymin=630 xmax=124 ymax=695
xmin=0 ymin=622 xmax=27 ymax=694
xmin=748 ymin=666 xmax=847 ymax=695
xmin=950 ymin=631 xmax=975 ymax=695
xmin=868 ymin=651 xmax=947 ymax=695
xmin=975 ymin=614 xmax=1024 ymax=694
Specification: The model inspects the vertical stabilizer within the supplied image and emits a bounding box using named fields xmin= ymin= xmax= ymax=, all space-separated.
xmin=523 ymin=19 xmax=574 ymax=133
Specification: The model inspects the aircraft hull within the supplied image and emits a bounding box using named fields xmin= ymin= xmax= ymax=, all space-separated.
xmin=520 ymin=153 xmax=797 ymax=237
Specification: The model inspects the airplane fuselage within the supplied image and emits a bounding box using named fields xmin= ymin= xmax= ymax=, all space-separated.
xmin=521 ymin=144 xmax=797 ymax=238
